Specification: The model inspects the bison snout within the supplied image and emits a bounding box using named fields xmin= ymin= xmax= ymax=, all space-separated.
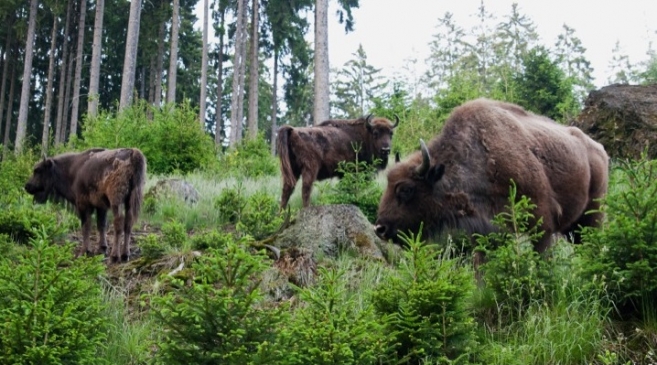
xmin=24 ymin=183 xmax=36 ymax=194
xmin=381 ymin=147 xmax=391 ymax=154
xmin=374 ymin=223 xmax=395 ymax=240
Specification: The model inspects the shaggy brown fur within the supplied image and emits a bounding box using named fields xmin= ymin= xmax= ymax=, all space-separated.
xmin=277 ymin=115 xmax=398 ymax=208
xmin=375 ymin=98 xmax=609 ymax=253
xmin=25 ymin=148 xmax=147 ymax=262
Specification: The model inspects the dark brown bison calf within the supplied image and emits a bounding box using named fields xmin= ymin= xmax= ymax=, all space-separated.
xmin=276 ymin=115 xmax=398 ymax=208
xmin=25 ymin=148 xmax=147 ymax=262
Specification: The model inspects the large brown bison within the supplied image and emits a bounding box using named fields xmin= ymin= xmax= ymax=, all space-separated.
xmin=375 ymin=98 xmax=608 ymax=253
xmin=277 ymin=115 xmax=398 ymax=208
xmin=25 ymin=148 xmax=147 ymax=262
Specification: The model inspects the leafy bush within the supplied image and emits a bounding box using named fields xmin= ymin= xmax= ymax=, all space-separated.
xmin=218 ymin=135 xmax=278 ymax=178
xmin=371 ymin=228 xmax=477 ymax=364
xmin=278 ymin=265 xmax=390 ymax=365
xmin=0 ymin=198 xmax=76 ymax=244
xmin=475 ymin=183 xmax=554 ymax=320
xmin=237 ymin=190 xmax=285 ymax=239
xmin=190 ymin=229 xmax=234 ymax=250
xmin=152 ymin=237 xmax=285 ymax=364
xmin=139 ymin=233 xmax=167 ymax=261
xmin=0 ymin=149 xmax=38 ymax=204
xmin=79 ymin=100 xmax=217 ymax=174
xmin=319 ymin=152 xmax=383 ymax=222
xmin=161 ymin=220 xmax=188 ymax=249
xmin=579 ymin=158 xmax=657 ymax=317
xmin=214 ymin=183 xmax=247 ymax=224
xmin=0 ymin=228 xmax=107 ymax=364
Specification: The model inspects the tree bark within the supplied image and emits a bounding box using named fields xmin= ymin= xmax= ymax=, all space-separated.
xmin=88 ymin=0 xmax=104 ymax=117
xmin=3 ymin=54 xmax=16 ymax=159
xmin=199 ymin=0 xmax=208 ymax=128
xmin=166 ymin=0 xmax=180 ymax=105
xmin=246 ymin=0 xmax=259 ymax=139
xmin=313 ymin=0 xmax=329 ymax=125
xmin=119 ymin=0 xmax=142 ymax=110
xmin=42 ymin=14 xmax=59 ymax=153
xmin=229 ymin=0 xmax=247 ymax=147
xmin=61 ymin=39 xmax=76 ymax=143
xmin=153 ymin=18 xmax=166 ymax=107
xmin=15 ymin=0 xmax=38 ymax=153
xmin=0 ymin=26 xmax=13 ymax=146
xmin=69 ymin=0 xmax=88 ymax=139
xmin=214 ymin=9 xmax=226 ymax=146
xmin=270 ymin=49 xmax=278 ymax=155
xmin=55 ymin=0 xmax=74 ymax=146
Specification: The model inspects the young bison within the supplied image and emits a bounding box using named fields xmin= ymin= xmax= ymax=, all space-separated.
xmin=375 ymin=98 xmax=609 ymax=253
xmin=277 ymin=115 xmax=398 ymax=208
xmin=24 ymin=148 xmax=147 ymax=262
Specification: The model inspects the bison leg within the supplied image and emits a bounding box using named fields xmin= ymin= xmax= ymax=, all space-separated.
xmin=96 ymin=208 xmax=108 ymax=255
xmin=280 ymin=182 xmax=296 ymax=210
xmin=79 ymin=209 xmax=93 ymax=257
xmin=110 ymin=205 xmax=125 ymax=263
xmin=122 ymin=201 xmax=135 ymax=262
xmin=301 ymin=169 xmax=318 ymax=208
xmin=562 ymin=201 xmax=603 ymax=244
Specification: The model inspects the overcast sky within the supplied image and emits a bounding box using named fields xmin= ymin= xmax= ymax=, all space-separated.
xmin=326 ymin=0 xmax=657 ymax=88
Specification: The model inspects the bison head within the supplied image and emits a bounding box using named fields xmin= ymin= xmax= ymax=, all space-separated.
xmin=375 ymin=140 xmax=448 ymax=243
xmin=365 ymin=114 xmax=398 ymax=168
xmin=24 ymin=157 xmax=57 ymax=204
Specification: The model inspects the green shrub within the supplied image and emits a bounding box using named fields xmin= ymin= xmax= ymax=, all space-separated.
xmin=215 ymin=183 xmax=247 ymax=224
xmin=161 ymin=220 xmax=188 ymax=249
xmin=579 ymin=157 xmax=657 ymax=317
xmin=0 ymin=198 xmax=75 ymax=244
xmin=475 ymin=182 xmax=553 ymax=320
xmin=79 ymin=100 xmax=217 ymax=174
xmin=319 ymin=150 xmax=383 ymax=222
xmin=278 ymin=265 xmax=390 ymax=365
xmin=190 ymin=229 xmax=234 ymax=250
xmin=237 ymin=190 xmax=284 ymax=239
xmin=371 ymin=228 xmax=477 ymax=364
xmin=0 ymin=149 xmax=38 ymax=204
xmin=139 ymin=233 xmax=167 ymax=261
xmin=218 ymin=135 xmax=278 ymax=178
xmin=152 ymin=237 xmax=285 ymax=364
xmin=0 ymin=227 xmax=107 ymax=364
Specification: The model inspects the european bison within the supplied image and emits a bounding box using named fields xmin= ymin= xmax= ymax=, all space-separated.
xmin=25 ymin=148 xmax=147 ymax=262
xmin=277 ymin=115 xmax=398 ymax=208
xmin=375 ymin=98 xmax=609 ymax=253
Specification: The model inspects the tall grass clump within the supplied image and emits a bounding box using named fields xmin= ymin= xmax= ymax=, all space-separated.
xmin=79 ymin=100 xmax=216 ymax=174
xmin=217 ymin=135 xmax=278 ymax=178
xmin=151 ymin=237 xmax=285 ymax=364
xmin=371 ymin=228 xmax=478 ymax=364
xmin=0 ymin=228 xmax=108 ymax=364
xmin=579 ymin=157 xmax=657 ymax=320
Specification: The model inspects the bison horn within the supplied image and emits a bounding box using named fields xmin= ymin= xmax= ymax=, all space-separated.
xmin=365 ymin=114 xmax=374 ymax=127
xmin=415 ymin=139 xmax=431 ymax=177
xmin=392 ymin=114 xmax=399 ymax=128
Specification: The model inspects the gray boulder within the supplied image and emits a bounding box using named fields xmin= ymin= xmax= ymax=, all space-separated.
xmin=146 ymin=178 xmax=200 ymax=204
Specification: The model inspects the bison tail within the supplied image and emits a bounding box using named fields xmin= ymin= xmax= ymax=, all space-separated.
xmin=129 ymin=149 xmax=147 ymax=220
xmin=276 ymin=125 xmax=296 ymax=187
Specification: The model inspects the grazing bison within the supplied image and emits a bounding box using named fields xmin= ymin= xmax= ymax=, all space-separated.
xmin=24 ymin=148 xmax=147 ymax=262
xmin=277 ymin=115 xmax=398 ymax=208
xmin=375 ymin=98 xmax=609 ymax=253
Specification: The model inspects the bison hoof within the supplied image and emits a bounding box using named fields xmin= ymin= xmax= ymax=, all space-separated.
xmin=109 ymin=255 xmax=121 ymax=264
xmin=121 ymin=254 xmax=130 ymax=263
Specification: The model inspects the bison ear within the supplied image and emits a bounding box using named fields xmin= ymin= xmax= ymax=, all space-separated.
xmin=426 ymin=164 xmax=445 ymax=185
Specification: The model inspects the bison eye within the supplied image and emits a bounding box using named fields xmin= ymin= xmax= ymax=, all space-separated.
xmin=396 ymin=184 xmax=415 ymax=203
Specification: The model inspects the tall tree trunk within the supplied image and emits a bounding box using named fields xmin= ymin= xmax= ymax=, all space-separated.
xmin=166 ymin=0 xmax=180 ymax=104
xmin=270 ymin=49 xmax=278 ymax=155
xmin=69 ymin=0 xmax=88 ymax=139
xmin=61 ymin=40 xmax=76 ymax=142
xmin=214 ymin=11 xmax=226 ymax=146
xmin=55 ymin=0 xmax=74 ymax=146
xmin=3 ymin=54 xmax=16 ymax=159
xmin=198 ymin=0 xmax=208 ymax=128
xmin=88 ymin=0 xmax=104 ymax=117
xmin=313 ymin=0 xmax=329 ymax=125
xmin=229 ymin=0 xmax=247 ymax=147
xmin=119 ymin=0 xmax=142 ymax=110
xmin=0 ymin=26 xmax=13 ymax=146
xmin=148 ymin=53 xmax=156 ymax=104
xmin=15 ymin=0 xmax=38 ymax=153
xmin=42 ymin=14 xmax=59 ymax=153
xmin=153 ymin=18 xmax=165 ymax=108
xmin=246 ymin=0 xmax=259 ymax=139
